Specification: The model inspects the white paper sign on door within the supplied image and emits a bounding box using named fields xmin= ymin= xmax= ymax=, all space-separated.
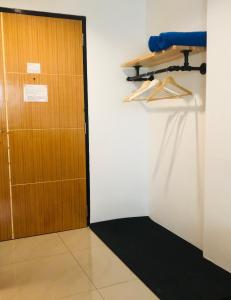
xmin=27 ymin=63 xmax=41 ymax=74
xmin=23 ymin=84 xmax=48 ymax=102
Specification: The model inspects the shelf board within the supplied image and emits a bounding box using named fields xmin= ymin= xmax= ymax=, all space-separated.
xmin=121 ymin=46 xmax=206 ymax=68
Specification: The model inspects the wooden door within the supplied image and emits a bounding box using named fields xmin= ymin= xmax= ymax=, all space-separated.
xmin=0 ymin=19 xmax=12 ymax=240
xmin=0 ymin=12 xmax=87 ymax=239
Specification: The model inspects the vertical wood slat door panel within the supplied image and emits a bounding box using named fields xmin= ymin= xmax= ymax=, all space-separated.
xmin=0 ymin=132 xmax=12 ymax=241
xmin=61 ymin=179 xmax=87 ymax=230
xmin=6 ymin=74 xmax=85 ymax=130
xmin=0 ymin=14 xmax=12 ymax=241
xmin=1 ymin=12 xmax=87 ymax=239
xmin=3 ymin=14 xmax=83 ymax=75
xmin=9 ymin=129 xmax=86 ymax=185
xmin=12 ymin=182 xmax=63 ymax=237
xmin=12 ymin=179 xmax=87 ymax=238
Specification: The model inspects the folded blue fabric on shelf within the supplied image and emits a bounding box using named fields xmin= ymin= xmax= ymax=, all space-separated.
xmin=148 ymin=32 xmax=207 ymax=52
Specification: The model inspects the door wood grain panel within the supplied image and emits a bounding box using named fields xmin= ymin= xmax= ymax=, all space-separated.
xmin=9 ymin=129 xmax=86 ymax=185
xmin=12 ymin=182 xmax=63 ymax=238
xmin=7 ymin=73 xmax=84 ymax=130
xmin=61 ymin=179 xmax=87 ymax=230
xmin=0 ymin=132 xmax=12 ymax=241
xmin=0 ymin=14 xmax=12 ymax=241
xmin=12 ymin=179 xmax=87 ymax=238
xmin=60 ymin=129 xmax=86 ymax=180
xmin=3 ymin=13 xmax=83 ymax=75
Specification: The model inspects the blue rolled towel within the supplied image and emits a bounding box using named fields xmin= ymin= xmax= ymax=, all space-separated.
xmin=148 ymin=31 xmax=207 ymax=52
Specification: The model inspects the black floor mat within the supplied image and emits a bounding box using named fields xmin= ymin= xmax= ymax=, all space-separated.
xmin=90 ymin=217 xmax=231 ymax=300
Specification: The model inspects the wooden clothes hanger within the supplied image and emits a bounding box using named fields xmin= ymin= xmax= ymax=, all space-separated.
xmin=132 ymin=78 xmax=184 ymax=101
xmin=124 ymin=76 xmax=192 ymax=102
xmin=147 ymin=76 xmax=192 ymax=101
xmin=124 ymin=79 xmax=160 ymax=102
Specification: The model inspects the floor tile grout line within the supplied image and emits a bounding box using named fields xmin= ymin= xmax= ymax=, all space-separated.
xmin=96 ymin=288 xmax=106 ymax=300
xmin=57 ymin=232 xmax=101 ymax=293
xmin=0 ymin=230 xmax=159 ymax=300
xmin=0 ymin=251 xmax=70 ymax=269
xmin=95 ymin=278 xmax=138 ymax=290
xmin=57 ymin=230 xmax=138 ymax=295
xmin=89 ymin=230 xmax=140 ymax=281
xmin=53 ymin=290 xmax=104 ymax=300
xmin=89 ymin=230 xmax=134 ymax=265
xmin=0 ymin=232 xmax=69 ymax=268
xmin=97 ymin=277 xmax=149 ymax=290
xmin=1 ymin=233 xmax=103 ymax=300
xmin=87 ymin=230 xmax=147 ymax=290
xmin=98 ymin=281 xmax=160 ymax=300
xmin=58 ymin=290 xmax=104 ymax=300
xmin=0 ymin=230 xmax=137 ymax=289
xmin=57 ymin=232 xmax=138 ymax=299
xmin=86 ymin=233 xmax=160 ymax=299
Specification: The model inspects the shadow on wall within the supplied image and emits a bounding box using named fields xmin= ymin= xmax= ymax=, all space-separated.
xmin=142 ymin=94 xmax=204 ymax=198
xmin=153 ymin=110 xmax=188 ymax=193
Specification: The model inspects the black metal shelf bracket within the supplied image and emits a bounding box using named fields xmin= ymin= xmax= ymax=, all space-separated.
xmin=127 ymin=50 xmax=206 ymax=82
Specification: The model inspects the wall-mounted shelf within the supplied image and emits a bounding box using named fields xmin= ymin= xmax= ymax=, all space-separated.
xmin=121 ymin=46 xmax=206 ymax=68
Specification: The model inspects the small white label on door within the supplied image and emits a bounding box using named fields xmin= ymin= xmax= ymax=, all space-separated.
xmin=23 ymin=84 xmax=48 ymax=102
xmin=27 ymin=63 xmax=41 ymax=74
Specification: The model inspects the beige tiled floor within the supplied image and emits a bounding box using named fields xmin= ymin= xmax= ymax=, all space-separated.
xmin=0 ymin=228 xmax=159 ymax=300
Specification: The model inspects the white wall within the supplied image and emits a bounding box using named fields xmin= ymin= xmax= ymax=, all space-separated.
xmin=204 ymin=0 xmax=231 ymax=272
xmin=0 ymin=0 xmax=149 ymax=222
xmin=1 ymin=0 xmax=231 ymax=273
xmin=146 ymin=0 xmax=207 ymax=249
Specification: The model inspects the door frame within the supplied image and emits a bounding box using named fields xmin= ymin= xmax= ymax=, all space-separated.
xmin=0 ymin=7 xmax=91 ymax=225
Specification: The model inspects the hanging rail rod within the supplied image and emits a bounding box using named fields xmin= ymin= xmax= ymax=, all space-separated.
xmin=126 ymin=50 xmax=206 ymax=82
